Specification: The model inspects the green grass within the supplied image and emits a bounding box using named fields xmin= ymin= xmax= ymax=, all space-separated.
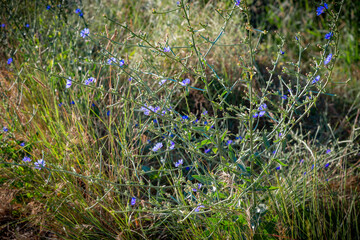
xmin=1 ymin=0 xmax=359 ymax=239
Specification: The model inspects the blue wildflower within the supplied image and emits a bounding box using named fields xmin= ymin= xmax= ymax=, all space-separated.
xmin=281 ymin=95 xmax=287 ymax=99
xmin=299 ymin=159 xmax=304 ymax=164
xmin=324 ymin=53 xmax=333 ymax=65
xmin=23 ymin=156 xmax=31 ymax=162
xmin=84 ymin=77 xmax=96 ymax=85
xmin=3 ymin=127 xmax=8 ymax=132
xmin=175 ymin=159 xmax=183 ymax=167
xmin=325 ymin=32 xmax=333 ymax=40
xmin=66 ymin=77 xmax=72 ymax=88
xmin=195 ymin=205 xmax=205 ymax=212
xmin=107 ymin=110 xmax=110 ymax=116
xmin=46 ymin=5 xmax=51 ymax=10
xmin=79 ymin=12 xmax=84 ymax=17
xmin=276 ymin=166 xmax=281 ymax=170
xmin=326 ymin=149 xmax=331 ymax=154
xmin=20 ymin=142 xmax=25 ymax=147
xmin=235 ymin=0 xmax=241 ymax=6
xmin=159 ymin=79 xmax=167 ymax=86
xmin=180 ymin=78 xmax=190 ymax=86
xmin=131 ymin=197 xmax=136 ymax=206
xmin=253 ymin=113 xmax=259 ymax=118
xmin=312 ymin=75 xmax=320 ymax=84
xmin=198 ymin=183 xmax=202 ymax=189
xmin=141 ymin=104 xmax=151 ymax=115
xmin=204 ymin=148 xmax=211 ymax=153
xmin=152 ymin=142 xmax=163 ymax=152
xmin=34 ymin=159 xmax=46 ymax=170
xmin=226 ymin=140 xmax=233 ymax=145
xmin=177 ymin=1 xmax=180 ymax=5
xmin=169 ymin=141 xmax=175 ymax=150
xmin=1 ymin=24 xmax=5 ymax=28
xmin=119 ymin=59 xmax=125 ymax=66
xmin=280 ymin=50 xmax=285 ymax=55
xmin=202 ymin=110 xmax=208 ymax=115
xmin=235 ymin=136 xmax=243 ymax=140
xmin=58 ymin=102 xmax=63 ymax=107
xmin=129 ymin=77 xmax=133 ymax=82
xmin=316 ymin=3 xmax=328 ymax=16
xmin=75 ymin=8 xmax=81 ymax=14
xmin=7 ymin=58 xmax=13 ymax=64
xmin=204 ymin=121 xmax=207 ymax=125
xmin=107 ymin=57 xmax=117 ymax=65
xmin=324 ymin=163 xmax=330 ymax=169
xmin=164 ymin=46 xmax=171 ymax=52
xmin=80 ymin=28 xmax=90 ymax=38
xmin=71 ymin=101 xmax=75 ymax=105
xmin=25 ymin=24 xmax=29 ymax=28
xmin=182 ymin=115 xmax=189 ymax=120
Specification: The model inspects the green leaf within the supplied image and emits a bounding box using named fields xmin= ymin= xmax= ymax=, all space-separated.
xmin=192 ymin=175 xmax=213 ymax=185
xmin=273 ymin=158 xmax=288 ymax=166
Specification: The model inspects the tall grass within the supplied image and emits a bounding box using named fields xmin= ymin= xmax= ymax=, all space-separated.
xmin=1 ymin=0 xmax=359 ymax=239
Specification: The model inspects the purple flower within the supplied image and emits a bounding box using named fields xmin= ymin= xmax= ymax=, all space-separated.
xmin=23 ymin=156 xmax=31 ymax=162
xmin=71 ymin=101 xmax=75 ymax=105
xmin=324 ymin=163 xmax=330 ymax=169
xmin=324 ymin=53 xmax=333 ymax=65
xmin=34 ymin=159 xmax=46 ymax=170
xmin=253 ymin=113 xmax=259 ymax=118
xmin=235 ymin=0 xmax=241 ymax=6
xmin=131 ymin=197 xmax=136 ymax=206
xmin=80 ymin=28 xmax=90 ymax=38
xmin=174 ymin=159 xmax=183 ymax=167
xmin=164 ymin=46 xmax=171 ymax=52
xmin=107 ymin=57 xmax=117 ymax=65
xmin=180 ymin=78 xmax=190 ymax=86
xmin=119 ymin=59 xmax=125 ymax=67
xmin=235 ymin=136 xmax=243 ymax=140
xmin=20 ymin=142 xmax=25 ymax=147
xmin=46 ymin=5 xmax=51 ymax=10
xmin=226 ymin=140 xmax=233 ymax=145
xmin=299 ymin=159 xmax=304 ymax=164
xmin=58 ymin=102 xmax=63 ymax=107
xmin=141 ymin=104 xmax=151 ymax=115
xmin=316 ymin=3 xmax=328 ymax=16
xmin=25 ymin=24 xmax=29 ymax=28
xmin=202 ymin=110 xmax=208 ymax=115
xmin=159 ymin=79 xmax=167 ymax=86
xmin=1 ymin=24 xmax=5 ymax=28
xmin=325 ymin=32 xmax=333 ymax=40
xmin=280 ymin=50 xmax=285 ymax=55
xmin=312 ymin=75 xmax=320 ymax=84
xmin=182 ymin=115 xmax=189 ymax=120
xmin=152 ymin=142 xmax=163 ymax=152
xmin=326 ymin=149 xmax=331 ymax=154
xmin=276 ymin=166 xmax=281 ymax=170
xmin=3 ymin=127 xmax=8 ymax=132
xmin=281 ymin=95 xmax=287 ymax=99
xmin=198 ymin=183 xmax=202 ymax=189
xmin=169 ymin=141 xmax=175 ymax=150
xmin=195 ymin=205 xmax=205 ymax=212
xmin=204 ymin=148 xmax=211 ymax=154
xmin=7 ymin=58 xmax=13 ymax=65
xmin=84 ymin=77 xmax=96 ymax=85
xmin=66 ymin=77 xmax=72 ymax=88
xmin=75 ymin=8 xmax=81 ymax=14
xmin=177 ymin=1 xmax=180 ymax=5
xmin=129 ymin=77 xmax=133 ymax=82
xmin=107 ymin=110 xmax=110 ymax=116
xmin=79 ymin=12 xmax=84 ymax=17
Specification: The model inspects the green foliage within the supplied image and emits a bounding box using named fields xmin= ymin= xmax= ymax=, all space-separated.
xmin=0 ymin=0 xmax=359 ymax=239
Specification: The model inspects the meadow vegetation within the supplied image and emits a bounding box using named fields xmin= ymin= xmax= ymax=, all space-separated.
xmin=1 ymin=0 xmax=359 ymax=239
